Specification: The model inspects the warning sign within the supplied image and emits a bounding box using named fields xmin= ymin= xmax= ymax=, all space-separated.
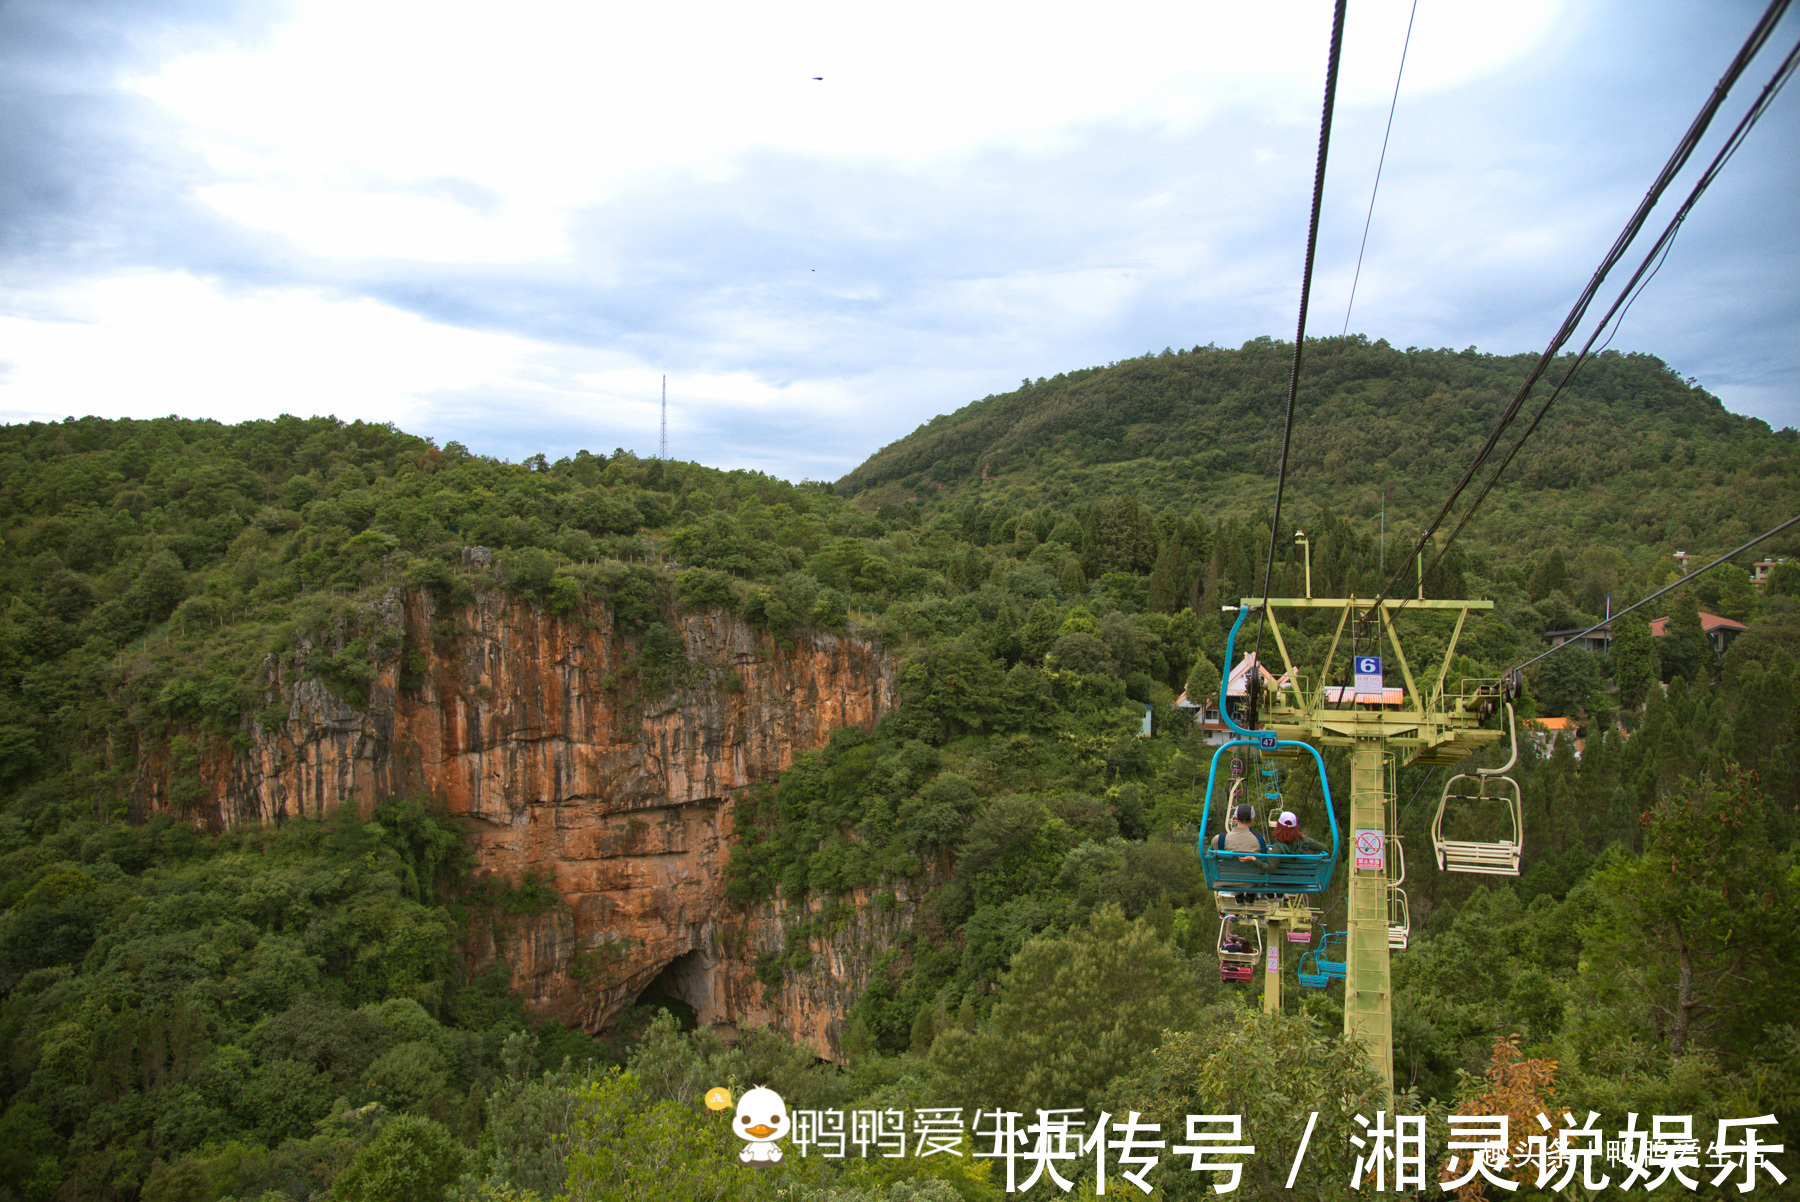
xmin=1355 ymin=829 xmax=1385 ymax=871
xmin=1266 ymin=944 xmax=1280 ymax=974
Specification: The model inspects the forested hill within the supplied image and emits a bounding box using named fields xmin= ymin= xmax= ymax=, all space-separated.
xmin=838 ymin=337 xmax=1798 ymax=568
xmin=2 ymin=404 xmax=1800 ymax=1198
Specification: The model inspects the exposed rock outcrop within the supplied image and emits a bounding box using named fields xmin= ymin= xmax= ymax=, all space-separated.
xmin=134 ymin=580 xmax=899 ymax=1056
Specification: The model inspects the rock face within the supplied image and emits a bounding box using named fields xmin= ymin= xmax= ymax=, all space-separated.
xmin=135 ymin=582 xmax=900 ymax=1057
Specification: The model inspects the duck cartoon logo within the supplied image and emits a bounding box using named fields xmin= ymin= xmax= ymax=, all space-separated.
xmin=731 ymin=1085 xmax=790 ymax=1165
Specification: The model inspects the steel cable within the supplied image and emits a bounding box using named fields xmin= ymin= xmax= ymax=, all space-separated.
xmin=1423 ymin=32 xmax=1800 ymax=580
xmin=1343 ymin=0 xmax=1420 ymax=337
xmin=1249 ymin=0 xmax=1349 ymax=722
xmin=1360 ymin=0 xmax=1794 ymax=624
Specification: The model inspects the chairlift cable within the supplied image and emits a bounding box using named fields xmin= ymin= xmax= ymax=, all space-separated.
xmin=1359 ymin=0 xmax=1794 ymax=626
xmin=1342 ymin=0 xmax=1420 ymax=337
xmin=1394 ymin=765 xmax=1440 ymax=831
xmin=1508 ymin=512 xmax=1800 ymax=681
xmin=1250 ymin=0 xmax=1349 ymax=709
xmin=1420 ymin=33 xmax=1800 ymax=584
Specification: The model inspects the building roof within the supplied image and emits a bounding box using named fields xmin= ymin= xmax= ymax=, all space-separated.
xmin=1546 ymin=611 xmax=1748 ymax=642
xmin=1646 ymin=611 xmax=1748 ymax=637
xmin=1319 ymin=685 xmax=1406 ymax=706
xmin=1223 ymin=653 xmax=1282 ymax=698
xmin=1544 ymin=623 xmax=1611 ymax=639
xmin=1529 ymin=716 xmax=1580 ymax=731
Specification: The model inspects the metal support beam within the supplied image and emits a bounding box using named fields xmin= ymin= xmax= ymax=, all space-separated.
xmin=1346 ymin=737 xmax=1394 ymax=1104
xmin=1215 ymin=595 xmax=1506 ymax=1105
xmin=1263 ymin=920 xmax=1283 ymax=1015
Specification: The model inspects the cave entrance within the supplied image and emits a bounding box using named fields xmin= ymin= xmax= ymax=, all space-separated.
xmin=631 ymin=951 xmax=704 ymax=1032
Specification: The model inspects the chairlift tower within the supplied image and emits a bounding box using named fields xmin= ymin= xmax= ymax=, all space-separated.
xmin=1225 ymin=590 xmax=1509 ymax=1101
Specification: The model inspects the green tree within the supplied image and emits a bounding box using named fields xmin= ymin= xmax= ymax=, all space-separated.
xmin=1058 ymin=557 xmax=1087 ymax=597
xmin=926 ymin=905 xmax=1200 ymax=1115
xmin=559 ymin=1070 xmax=800 ymax=1201
xmin=1660 ymin=590 xmax=1710 ymax=684
xmin=1018 ymin=601 xmax=1061 ymax=663
xmin=329 ymin=1115 xmax=468 ymax=1202
xmin=128 ymin=549 xmax=188 ymax=624
xmin=1047 ymin=632 xmax=1115 ymax=677
xmin=1183 ymin=653 xmax=1221 ymax=708
xmin=1146 ymin=539 xmax=1191 ymax=613
xmin=1610 ymin=612 xmax=1659 ymax=710
xmin=1573 ymin=770 xmax=1798 ymax=1057
xmin=1529 ymin=548 xmax=1569 ymax=602
xmin=1111 ymin=1008 xmax=1387 ymax=1201
xmin=894 ymin=642 xmax=1004 ymax=742
xmin=1717 ymin=565 xmax=1756 ymax=622
xmin=1531 ymin=646 xmax=1604 ymax=717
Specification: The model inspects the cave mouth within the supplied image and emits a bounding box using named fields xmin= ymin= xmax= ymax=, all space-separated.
xmin=632 ymin=951 xmax=704 ymax=1032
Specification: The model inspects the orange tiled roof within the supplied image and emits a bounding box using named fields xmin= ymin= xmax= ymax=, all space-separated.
xmin=1646 ymin=611 xmax=1748 ymax=637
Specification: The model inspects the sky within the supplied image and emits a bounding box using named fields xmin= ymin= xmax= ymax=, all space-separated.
xmin=1 ymin=0 xmax=1796 ymax=481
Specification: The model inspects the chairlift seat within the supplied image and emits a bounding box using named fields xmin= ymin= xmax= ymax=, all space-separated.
xmin=1202 ymin=848 xmax=1335 ymax=894
xmin=1216 ymin=914 xmax=1263 ymax=984
xmin=1201 ymin=741 xmax=1337 ymax=895
xmin=1199 ymin=608 xmax=1341 ymax=897
xmin=1431 ymin=706 xmax=1524 ymax=877
xmin=1438 ymin=839 xmax=1521 ymax=875
xmin=1432 ymin=774 xmax=1524 ymax=877
xmin=1387 ymin=886 xmax=1410 ymax=952
xmin=1296 ymin=950 xmax=1329 ymax=989
xmin=1316 ymin=931 xmax=1347 ymax=979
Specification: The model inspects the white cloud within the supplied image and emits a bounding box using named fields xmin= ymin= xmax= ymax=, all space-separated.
xmin=6 ymin=0 xmax=1791 ymax=478
xmin=132 ymin=0 xmax=1565 ymax=263
xmin=0 ymin=271 xmax=886 ymax=465
xmin=0 ymin=272 xmax=568 ymax=427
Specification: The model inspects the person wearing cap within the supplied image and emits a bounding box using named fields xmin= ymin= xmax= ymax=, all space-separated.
xmin=1214 ymin=802 xmax=1268 ymax=906
xmin=1220 ymin=803 xmax=1268 ymax=859
xmin=1269 ymin=810 xmax=1327 ymax=855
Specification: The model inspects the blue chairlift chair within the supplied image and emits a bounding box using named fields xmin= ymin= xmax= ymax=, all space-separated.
xmin=1317 ymin=931 xmax=1347 ymax=980
xmin=1198 ymin=605 xmax=1341 ymax=896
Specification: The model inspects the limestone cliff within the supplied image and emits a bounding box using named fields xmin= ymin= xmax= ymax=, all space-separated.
xmin=133 ymin=575 xmax=900 ymax=1057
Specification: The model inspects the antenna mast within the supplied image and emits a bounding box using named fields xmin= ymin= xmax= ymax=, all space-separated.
xmin=659 ymin=375 xmax=668 ymax=460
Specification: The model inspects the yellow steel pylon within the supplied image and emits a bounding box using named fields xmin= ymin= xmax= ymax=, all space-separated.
xmin=1229 ymin=594 xmax=1507 ymax=1102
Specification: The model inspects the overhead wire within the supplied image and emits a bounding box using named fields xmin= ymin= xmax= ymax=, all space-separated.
xmin=1249 ymin=0 xmax=1349 ymax=723
xmin=1422 ymin=32 xmax=1800 ymax=582
xmin=1509 ymin=512 xmax=1800 ymax=681
xmin=1358 ymin=0 xmax=1795 ymax=626
xmin=1343 ymin=0 xmax=1420 ymax=337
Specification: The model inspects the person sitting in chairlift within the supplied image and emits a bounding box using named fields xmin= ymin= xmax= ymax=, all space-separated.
xmin=1213 ymin=802 xmax=1267 ymax=904
xmin=1218 ymin=803 xmax=1266 ymax=857
xmin=1222 ymin=932 xmax=1251 ymax=955
xmin=1269 ymin=810 xmax=1328 ymax=856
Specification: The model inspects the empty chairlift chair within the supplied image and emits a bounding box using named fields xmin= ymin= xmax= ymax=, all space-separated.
xmin=1296 ymin=947 xmax=1330 ymax=989
xmin=1384 ymin=834 xmax=1411 ymax=950
xmin=1316 ymin=931 xmax=1347 ymax=980
xmin=1387 ymin=885 xmax=1410 ymax=951
xmin=1432 ymin=703 xmax=1524 ymax=876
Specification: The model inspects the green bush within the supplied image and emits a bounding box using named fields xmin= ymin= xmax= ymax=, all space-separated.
xmin=329 ymin=1114 xmax=468 ymax=1202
